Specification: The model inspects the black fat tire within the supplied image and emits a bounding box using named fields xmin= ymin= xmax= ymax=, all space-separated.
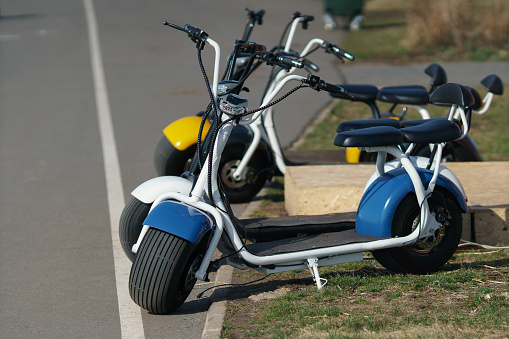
xmin=372 ymin=189 xmax=462 ymax=274
xmin=154 ymin=136 xmax=197 ymax=176
xmin=359 ymin=151 xmax=378 ymax=163
xmin=219 ymin=146 xmax=268 ymax=203
xmin=413 ymin=142 xmax=480 ymax=162
xmin=129 ymin=228 xmax=204 ymax=314
xmin=359 ymin=151 xmax=394 ymax=163
xmin=119 ymin=197 xmax=151 ymax=262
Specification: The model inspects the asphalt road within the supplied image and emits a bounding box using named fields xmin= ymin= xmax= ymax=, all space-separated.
xmin=0 ymin=0 xmax=346 ymax=338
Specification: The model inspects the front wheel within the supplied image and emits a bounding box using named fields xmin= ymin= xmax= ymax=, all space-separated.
xmin=372 ymin=189 xmax=462 ymax=274
xmin=119 ymin=197 xmax=151 ymax=261
xmin=129 ymin=228 xmax=205 ymax=314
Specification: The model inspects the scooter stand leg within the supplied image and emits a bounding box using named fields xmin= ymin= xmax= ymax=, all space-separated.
xmin=306 ymin=258 xmax=327 ymax=290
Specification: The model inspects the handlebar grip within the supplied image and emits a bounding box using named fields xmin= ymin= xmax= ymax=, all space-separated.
xmin=300 ymin=15 xmax=315 ymax=22
xmin=331 ymin=45 xmax=355 ymax=61
xmin=323 ymin=83 xmax=355 ymax=98
xmin=303 ymin=59 xmax=319 ymax=72
xmin=183 ymin=24 xmax=200 ymax=34
xmin=256 ymin=9 xmax=266 ymax=18
xmin=276 ymin=55 xmax=304 ymax=69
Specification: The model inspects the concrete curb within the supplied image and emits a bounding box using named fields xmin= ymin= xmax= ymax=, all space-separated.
xmin=200 ymin=265 xmax=233 ymax=339
xmin=200 ymin=196 xmax=265 ymax=339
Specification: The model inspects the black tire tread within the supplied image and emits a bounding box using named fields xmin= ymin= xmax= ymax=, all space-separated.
xmin=154 ymin=136 xmax=197 ymax=176
xmin=129 ymin=228 xmax=195 ymax=314
xmin=372 ymin=189 xmax=462 ymax=274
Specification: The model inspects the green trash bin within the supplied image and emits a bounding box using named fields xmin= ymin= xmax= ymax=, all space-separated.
xmin=324 ymin=0 xmax=363 ymax=17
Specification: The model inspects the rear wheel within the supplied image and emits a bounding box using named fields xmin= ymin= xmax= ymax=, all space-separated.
xmin=372 ymin=190 xmax=462 ymax=274
xmin=129 ymin=228 xmax=205 ymax=314
xmin=154 ymin=136 xmax=196 ymax=176
xmin=119 ymin=197 xmax=151 ymax=261
xmin=413 ymin=142 xmax=480 ymax=162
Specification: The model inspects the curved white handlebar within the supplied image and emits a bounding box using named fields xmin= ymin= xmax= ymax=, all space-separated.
xmin=206 ymin=37 xmax=221 ymax=100
xmin=473 ymin=92 xmax=493 ymax=115
xmin=239 ymin=74 xmax=307 ymax=125
xmin=284 ymin=17 xmax=309 ymax=53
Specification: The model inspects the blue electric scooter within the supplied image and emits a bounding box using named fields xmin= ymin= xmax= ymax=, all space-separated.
xmin=126 ymin=22 xmax=476 ymax=314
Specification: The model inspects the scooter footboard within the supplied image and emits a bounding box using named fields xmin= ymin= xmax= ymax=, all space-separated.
xmin=356 ymin=168 xmax=467 ymax=238
xmin=143 ymin=200 xmax=213 ymax=245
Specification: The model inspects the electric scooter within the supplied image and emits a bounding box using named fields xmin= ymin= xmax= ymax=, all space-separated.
xmin=127 ymin=23 xmax=476 ymax=314
xmin=153 ymin=12 xmax=339 ymax=203
xmin=119 ymin=23 xmax=316 ymax=261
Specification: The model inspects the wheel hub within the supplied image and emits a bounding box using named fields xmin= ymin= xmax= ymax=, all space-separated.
xmin=220 ymin=160 xmax=255 ymax=189
xmin=411 ymin=207 xmax=448 ymax=251
xmin=183 ymin=255 xmax=203 ymax=293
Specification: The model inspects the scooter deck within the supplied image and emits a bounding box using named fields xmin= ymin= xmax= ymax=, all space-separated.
xmin=245 ymin=228 xmax=383 ymax=256
xmin=239 ymin=212 xmax=356 ymax=242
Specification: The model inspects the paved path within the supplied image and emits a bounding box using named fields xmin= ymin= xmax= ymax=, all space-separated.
xmin=1 ymin=0 xmax=507 ymax=338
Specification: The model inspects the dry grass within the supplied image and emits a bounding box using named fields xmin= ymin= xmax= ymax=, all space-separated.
xmin=405 ymin=0 xmax=509 ymax=52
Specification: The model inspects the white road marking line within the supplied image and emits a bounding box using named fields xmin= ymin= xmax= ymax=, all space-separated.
xmin=83 ymin=0 xmax=145 ymax=338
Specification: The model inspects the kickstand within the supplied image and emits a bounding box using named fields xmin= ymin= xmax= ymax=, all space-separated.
xmin=306 ymin=258 xmax=327 ymax=290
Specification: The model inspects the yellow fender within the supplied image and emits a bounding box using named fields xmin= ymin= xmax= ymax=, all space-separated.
xmin=345 ymin=147 xmax=362 ymax=163
xmin=163 ymin=116 xmax=211 ymax=151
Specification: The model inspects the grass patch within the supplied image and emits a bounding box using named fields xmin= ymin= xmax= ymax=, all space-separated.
xmin=340 ymin=0 xmax=509 ymax=62
xmin=222 ymin=249 xmax=509 ymax=338
xmin=248 ymin=178 xmax=287 ymax=218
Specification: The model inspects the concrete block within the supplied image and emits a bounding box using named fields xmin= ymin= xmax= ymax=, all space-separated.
xmin=285 ymin=164 xmax=373 ymax=215
xmin=284 ymin=162 xmax=509 ymax=245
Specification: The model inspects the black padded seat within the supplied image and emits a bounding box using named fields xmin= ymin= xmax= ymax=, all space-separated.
xmin=377 ymin=85 xmax=430 ymax=105
xmin=467 ymin=86 xmax=483 ymax=111
xmin=334 ymin=126 xmax=404 ymax=148
xmin=337 ymin=118 xmax=403 ymax=132
xmin=401 ymin=117 xmax=460 ymax=128
xmin=330 ymin=84 xmax=378 ymax=101
xmin=429 ymin=83 xmax=474 ymax=107
xmin=481 ymin=74 xmax=503 ymax=95
xmin=400 ymin=119 xmax=461 ymax=144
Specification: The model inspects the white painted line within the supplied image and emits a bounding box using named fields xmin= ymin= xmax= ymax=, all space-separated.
xmin=83 ymin=0 xmax=145 ymax=338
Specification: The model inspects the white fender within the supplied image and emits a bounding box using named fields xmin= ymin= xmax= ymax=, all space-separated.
xmin=365 ymin=156 xmax=467 ymax=200
xmin=131 ymin=176 xmax=193 ymax=204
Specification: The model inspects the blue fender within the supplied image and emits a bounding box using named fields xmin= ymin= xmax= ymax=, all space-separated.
xmin=143 ymin=200 xmax=213 ymax=244
xmin=356 ymin=168 xmax=467 ymax=238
